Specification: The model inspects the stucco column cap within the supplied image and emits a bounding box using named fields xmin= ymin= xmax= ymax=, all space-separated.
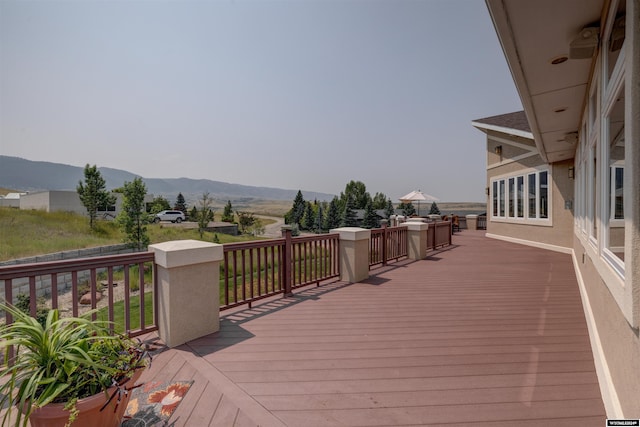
xmin=330 ymin=227 xmax=371 ymax=241
xmin=403 ymin=222 xmax=429 ymax=231
xmin=149 ymin=239 xmax=223 ymax=269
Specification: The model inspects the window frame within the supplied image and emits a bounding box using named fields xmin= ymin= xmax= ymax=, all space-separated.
xmin=489 ymin=167 xmax=552 ymax=226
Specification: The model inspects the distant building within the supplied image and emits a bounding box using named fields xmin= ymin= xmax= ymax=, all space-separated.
xmin=0 ymin=192 xmax=27 ymax=208
xmin=18 ymin=190 xmax=154 ymax=218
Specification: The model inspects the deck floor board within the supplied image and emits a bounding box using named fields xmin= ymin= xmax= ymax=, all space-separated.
xmin=133 ymin=230 xmax=606 ymax=425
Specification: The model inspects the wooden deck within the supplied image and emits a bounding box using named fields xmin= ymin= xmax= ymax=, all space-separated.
xmin=137 ymin=230 xmax=606 ymax=426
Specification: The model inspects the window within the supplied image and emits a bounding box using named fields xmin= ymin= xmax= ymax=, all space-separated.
xmin=516 ymin=176 xmax=524 ymax=218
xmin=499 ymin=180 xmax=505 ymax=217
xmin=492 ymin=181 xmax=498 ymax=217
xmin=611 ymin=166 xmax=624 ymax=220
xmin=539 ymin=171 xmax=548 ymax=219
xmin=528 ymin=173 xmax=536 ymax=217
xmin=490 ymin=169 xmax=550 ymax=224
xmin=508 ymin=178 xmax=515 ymax=217
xmin=603 ymin=83 xmax=625 ymax=269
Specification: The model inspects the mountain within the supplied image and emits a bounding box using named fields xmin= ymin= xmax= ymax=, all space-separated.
xmin=0 ymin=156 xmax=335 ymax=202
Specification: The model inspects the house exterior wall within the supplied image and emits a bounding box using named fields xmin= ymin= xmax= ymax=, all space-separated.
xmin=570 ymin=0 xmax=640 ymax=416
xmin=484 ymin=131 xmax=574 ymax=250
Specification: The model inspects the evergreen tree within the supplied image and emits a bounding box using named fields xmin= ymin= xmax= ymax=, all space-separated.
xmin=399 ymin=202 xmax=416 ymax=216
xmin=221 ymin=200 xmax=234 ymax=223
xmin=324 ymin=197 xmax=341 ymax=231
xmin=302 ymin=201 xmax=315 ymax=231
xmin=76 ymin=164 xmax=115 ymax=230
xmin=116 ymin=177 xmax=149 ymax=250
xmin=314 ymin=204 xmax=324 ymax=233
xmin=174 ymin=192 xmax=187 ymax=214
xmin=429 ymin=201 xmax=441 ymax=215
xmin=189 ymin=205 xmax=198 ymax=222
xmin=285 ymin=190 xmax=306 ymax=226
xmin=362 ymin=199 xmax=379 ymax=229
xmin=384 ymin=198 xmax=395 ymax=221
xmin=340 ymin=194 xmax=358 ymax=227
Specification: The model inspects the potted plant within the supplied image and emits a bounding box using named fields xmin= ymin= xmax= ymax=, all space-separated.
xmin=0 ymin=302 xmax=149 ymax=427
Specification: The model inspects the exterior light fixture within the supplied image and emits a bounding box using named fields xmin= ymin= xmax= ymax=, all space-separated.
xmin=568 ymin=167 xmax=575 ymax=179
xmin=570 ymin=26 xmax=599 ymax=59
xmin=494 ymin=145 xmax=502 ymax=155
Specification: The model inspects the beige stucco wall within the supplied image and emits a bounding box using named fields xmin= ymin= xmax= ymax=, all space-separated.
xmin=485 ymin=130 xmax=575 ymax=249
xmin=574 ymin=236 xmax=640 ymax=416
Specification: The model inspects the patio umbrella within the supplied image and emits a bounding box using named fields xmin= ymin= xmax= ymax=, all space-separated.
xmin=399 ymin=190 xmax=439 ymax=216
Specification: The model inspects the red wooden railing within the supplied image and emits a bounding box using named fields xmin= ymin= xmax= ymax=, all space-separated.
xmin=0 ymin=252 xmax=157 ymax=338
xmin=369 ymin=226 xmax=408 ymax=268
xmin=220 ymin=232 xmax=340 ymax=311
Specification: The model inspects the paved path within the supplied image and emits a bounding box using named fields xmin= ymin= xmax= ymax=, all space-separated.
xmin=257 ymin=215 xmax=285 ymax=238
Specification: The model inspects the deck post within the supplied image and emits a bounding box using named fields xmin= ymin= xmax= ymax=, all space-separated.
xmin=331 ymin=227 xmax=370 ymax=283
xmin=380 ymin=220 xmax=389 ymax=266
xmin=149 ymin=239 xmax=223 ymax=348
xmin=281 ymin=226 xmax=293 ymax=297
xmin=404 ymin=221 xmax=429 ymax=260
xmin=466 ymin=214 xmax=478 ymax=230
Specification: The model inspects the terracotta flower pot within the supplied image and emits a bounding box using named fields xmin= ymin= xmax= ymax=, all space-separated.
xmin=26 ymin=369 xmax=143 ymax=427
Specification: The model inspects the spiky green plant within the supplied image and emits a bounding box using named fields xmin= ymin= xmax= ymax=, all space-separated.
xmin=0 ymin=303 xmax=148 ymax=427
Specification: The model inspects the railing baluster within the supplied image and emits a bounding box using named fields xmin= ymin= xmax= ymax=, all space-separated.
xmin=124 ymin=266 xmax=131 ymax=334
xmin=139 ymin=261 xmax=145 ymax=332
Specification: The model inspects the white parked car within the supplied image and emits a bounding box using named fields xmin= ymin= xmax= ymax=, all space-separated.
xmin=154 ymin=210 xmax=185 ymax=223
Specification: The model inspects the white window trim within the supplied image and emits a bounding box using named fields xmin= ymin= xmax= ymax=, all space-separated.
xmin=489 ymin=167 xmax=552 ymax=226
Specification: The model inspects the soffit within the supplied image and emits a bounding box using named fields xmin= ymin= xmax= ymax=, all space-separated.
xmin=485 ymin=0 xmax=603 ymax=163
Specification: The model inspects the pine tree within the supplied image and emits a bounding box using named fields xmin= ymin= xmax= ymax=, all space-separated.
xmin=399 ymin=202 xmax=416 ymax=216
xmin=116 ymin=177 xmax=149 ymax=250
xmin=429 ymin=201 xmax=441 ymax=215
xmin=174 ymin=193 xmax=187 ymax=214
xmin=189 ymin=205 xmax=198 ymax=222
xmin=341 ymin=194 xmax=358 ymax=227
xmin=315 ymin=204 xmax=324 ymax=233
xmin=285 ymin=190 xmax=306 ymax=226
xmin=302 ymin=201 xmax=315 ymax=231
xmin=384 ymin=198 xmax=395 ymax=221
xmin=362 ymin=199 xmax=379 ymax=229
xmin=324 ymin=197 xmax=341 ymax=231
xmin=76 ymin=164 xmax=115 ymax=230
xmin=221 ymin=200 xmax=234 ymax=223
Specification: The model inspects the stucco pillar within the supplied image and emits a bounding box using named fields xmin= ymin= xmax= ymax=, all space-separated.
xmin=149 ymin=239 xmax=223 ymax=348
xmin=466 ymin=214 xmax=478 ymax=230
xmin=331 ymin=227 xmax=371 ymax=283
xmin=405 ymin=222 xmax=429 ymax=260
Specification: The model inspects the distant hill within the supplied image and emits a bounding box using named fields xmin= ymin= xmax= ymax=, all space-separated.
xmin=0 ymin=156 xmax=335 ymax=203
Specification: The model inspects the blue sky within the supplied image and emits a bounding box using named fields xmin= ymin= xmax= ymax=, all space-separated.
xmin=0 ymin=0 xmax=522 ymax=202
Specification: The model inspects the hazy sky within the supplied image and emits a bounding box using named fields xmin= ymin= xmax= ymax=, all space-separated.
xmin=0 ymin=0 xmax=522 ymax=202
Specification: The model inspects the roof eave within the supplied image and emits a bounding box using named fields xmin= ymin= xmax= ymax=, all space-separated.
xmin=485 ymin=0 xmax=550 ymax=162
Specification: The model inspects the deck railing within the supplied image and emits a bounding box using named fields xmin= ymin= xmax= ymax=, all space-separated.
xmin=0 ymin=252 xmax=157 ymax=338
xmin=220 ymin=232 xmax=340 ymax=311
xmin=369 ymin=226 xmax=408 ymax=267
xmin=1 ymin=223 xmax=451 ymax=336
xmin=428 ymin=221 xmax=452 ymax=250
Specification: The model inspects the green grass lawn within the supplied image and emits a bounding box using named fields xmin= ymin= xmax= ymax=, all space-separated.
xmin=94 ymin=292 xmax=155 ymax=334
xmin=0 ymin=207 xmax=270 ymax=261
